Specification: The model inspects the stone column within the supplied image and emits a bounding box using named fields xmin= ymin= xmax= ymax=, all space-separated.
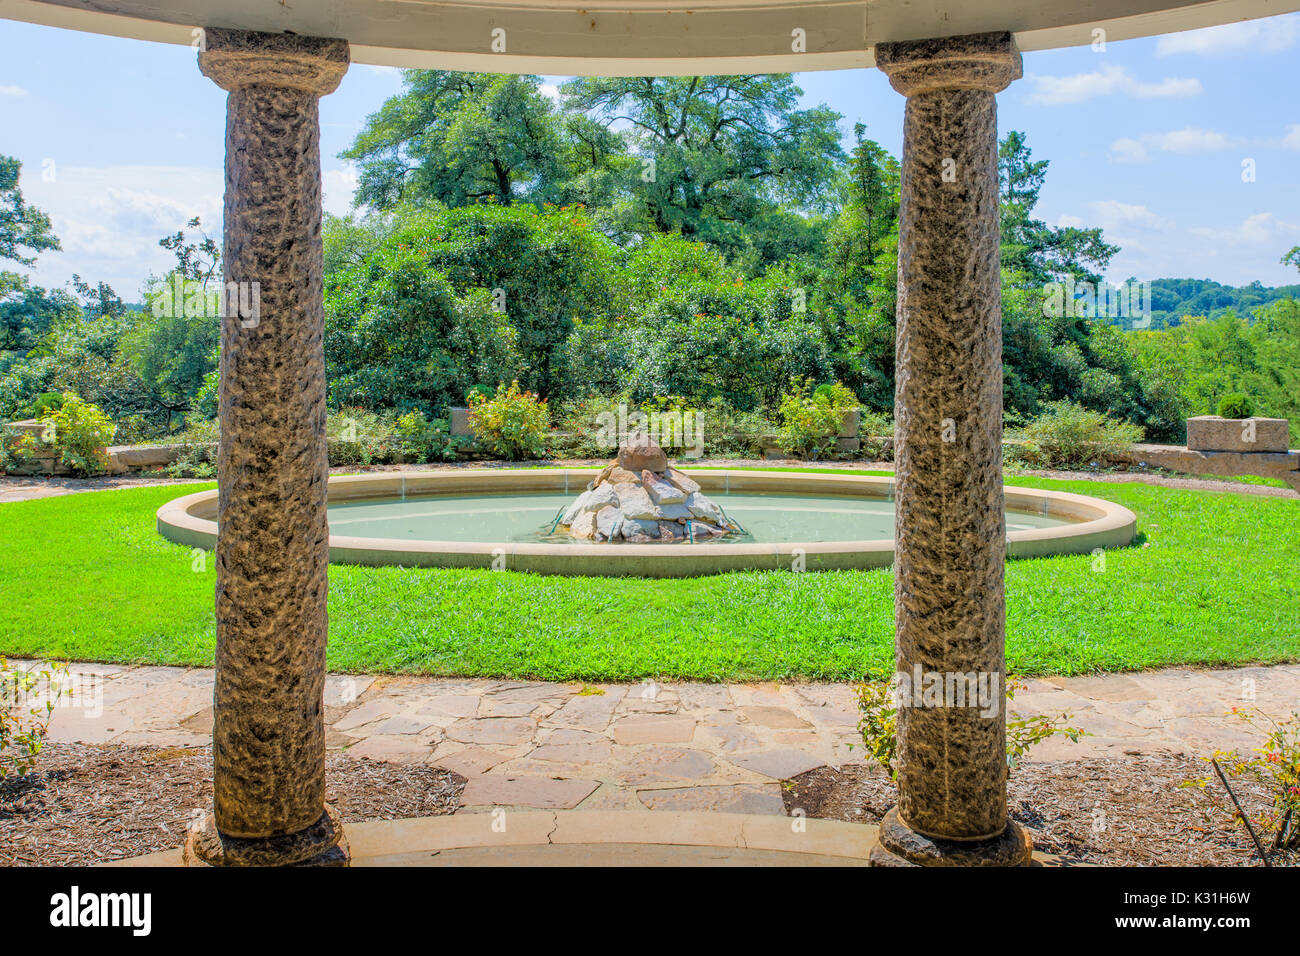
xmin=871 ymin=33 xmax=1030 ymax=866
xmin=184 ymin=29 xmax=350 ymax=867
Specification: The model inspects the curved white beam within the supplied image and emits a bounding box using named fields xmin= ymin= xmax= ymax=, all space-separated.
xmin=2 ymin=0 xmax=1297 ymax=74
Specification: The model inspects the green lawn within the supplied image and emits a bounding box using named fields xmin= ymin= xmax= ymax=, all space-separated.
xmin=0 ymin=472 xmax=1296 ymax=681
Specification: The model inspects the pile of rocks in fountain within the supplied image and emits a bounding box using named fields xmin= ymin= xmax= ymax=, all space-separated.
xmin=558 ymin=436 xmax=736 ymax=542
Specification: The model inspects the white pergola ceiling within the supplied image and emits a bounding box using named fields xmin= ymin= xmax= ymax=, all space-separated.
xmin=2 ymin=0 xmax=1298 ymax=74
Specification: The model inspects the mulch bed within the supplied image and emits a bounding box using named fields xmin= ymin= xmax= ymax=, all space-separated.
xmin=783 ymin=752 xmax=1294 ymax=866
xmin=0 ymin=742 xmax=465 ymax=866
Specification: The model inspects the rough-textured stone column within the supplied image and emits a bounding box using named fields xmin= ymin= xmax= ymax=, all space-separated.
xmin=870 ymin=32 xmax=1030 ymax=866
xmin=184 ymin=29 xmax=350 ymax=867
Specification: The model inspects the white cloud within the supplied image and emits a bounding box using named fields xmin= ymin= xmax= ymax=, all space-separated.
xmin=0 ymin=84 xmax=28 ymax=97
xmin=1155 ymin=15 xmax=1300 ymax=56
xmin=323 ymin=167 xmax=358 ymax=217
xmin=1108 ymin=127 xmax=1232 ymax=163
xmin=1026 ymin=63 xmax=1201 ymax=105
xmin=1110 ymin=138 xmax=1148 ymax=164
xmin=1052 ymin=201 xmax=1297 ymax=286
xmin=21 ymin=165 xmax=222 ymax=298
xmin=1089 ymin=200 xmax=1176 ymax=233
xmin=539 ymin=83 xmax=560 ymax=100
xmin=1149 ymin=128 xmax=1232 ymax=154
xmin=1189 ymin=212 xmax=1300 ymax=247
xmin=1282 ymin=125 xmax=1300 ymax=150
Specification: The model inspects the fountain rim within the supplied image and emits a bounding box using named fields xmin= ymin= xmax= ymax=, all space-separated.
xmin=155 ymin=468 xmax=1137 ymax=577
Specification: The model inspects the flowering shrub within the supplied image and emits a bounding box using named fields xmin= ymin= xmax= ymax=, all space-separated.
xmin=14 ymin=392 xmax=118 ymax=476
xmin=1191 ymin=707 xmax=1300 ymax=863
xmin=467 ymin=381 xmax=548 ymax=460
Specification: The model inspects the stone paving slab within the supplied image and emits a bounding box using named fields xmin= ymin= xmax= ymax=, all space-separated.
xmin=20 ymin=660 xmax=1300 ymax=814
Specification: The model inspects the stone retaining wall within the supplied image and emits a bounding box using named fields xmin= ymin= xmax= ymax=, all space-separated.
xmin=1112 ymin=442 xmax=1300 ymax=492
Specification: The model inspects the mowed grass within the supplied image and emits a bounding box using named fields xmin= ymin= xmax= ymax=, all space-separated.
xmin=0 ymin=473 xmax=1296 ymax=681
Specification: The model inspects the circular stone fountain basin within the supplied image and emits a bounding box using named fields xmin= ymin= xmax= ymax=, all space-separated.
xmin=157 ymin=469 xmax=1136 ymax=577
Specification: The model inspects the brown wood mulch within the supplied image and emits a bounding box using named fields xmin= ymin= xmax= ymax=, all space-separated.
xmin=4 ymin=744 xmax=1291 ymax=867
xmin=783 ymin=752 xmax=1295 ymax=866
xmin=0 ymin=742 xmax=464 ymax=866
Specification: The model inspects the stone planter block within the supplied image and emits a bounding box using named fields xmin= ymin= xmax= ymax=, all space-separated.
xmin=1186 ymin=416 xmax=1289 ymax=454
xmin=450 ymin=407 xmax=473 ymax=437
xmin=838 ymin=408 xmax=861 ymax=439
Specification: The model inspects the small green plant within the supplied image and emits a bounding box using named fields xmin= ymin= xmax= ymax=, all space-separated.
xmin=858 ymin=409 xmax=895 ymax=460
xmin=1187 ymin=707 xmax=1300 ymax=865
xmin=29 ymin=392 xmax=65 ymax=419
xmin=1216 ymin=393 xmax=1254 ymax=419
xmin=1014 ymin=400 xmax=1143 ymax=469
xmin=465 ymin=384 xmax=496 ymax=405
xmin=43 ymin=393 xmax=117 ymax=476
xmin=0 ymin=427 xmax=40 ymax=475
xmin=327 ymin=407 xmax=402 ymax=466
xmin=467 ymin=381 xmax=549 ymax=460
xmin=855 ymin=676 xmax=1085 ymax=779
xmin=777 ymin=378 xmax=858 ymax=459
xmin=394 ymin=409 xmax=457 ymax=463
xmin=163 ymin=417 xmax=219 ymax=479
xmin=0 ymin=656 xmax=67 ymax=779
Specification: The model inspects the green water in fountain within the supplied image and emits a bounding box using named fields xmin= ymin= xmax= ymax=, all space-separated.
xmin=327 ymin=492 xmax=1073 ymax=544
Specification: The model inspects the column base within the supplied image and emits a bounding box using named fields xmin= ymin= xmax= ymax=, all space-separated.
xmin=868 ymin=807 xmax=1032 ymax=867
xmin=183 ymin=806 xmax=349 ymax=867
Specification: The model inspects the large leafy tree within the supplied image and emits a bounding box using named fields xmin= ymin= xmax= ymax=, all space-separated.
xmin=818 ymin=125 xmax=900 ymax=407
xmin=0 ymin=155 xmax=59 ymax=268
xmin=999 ymin=131 xmax=1117 ymax=285
xmin=343 ymin=72 xmax=566 ymax=209
xmin=1 ymin=155 xmax=64 ymax=356
xmin=0 ymin=277 xmax=77 ymax=354
xmin=122 ymin=219 xmax=224 ymax=430
xmin=324 ymin=204 xmax=616 ymax=403
xmin=561 ymin=74 xmax=843 ymax=260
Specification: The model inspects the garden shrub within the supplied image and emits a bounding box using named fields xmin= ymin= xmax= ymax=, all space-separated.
xmin=0 ymin=426 xmax=39 ymax=475
xmin=162 ymin=417 xmax=219 ymax=479
xmin=549 ymin=394 xmax=776 ymax=460
xmin=467 ymin=380 xmax=548 ymax=460
xmin=0 ymin=657 xmax=66 ymax=780
xmin=29 ymin=391 xmax=64 ymax=418
xmin=1016 ymin=400 xmax=1143 ymax=469
xmin=695 ymin=397 xmax=775 ymax=458
xmin=45 ymin=392 xmax=116 ymax=475
xmin=465 ymin=384 xmax=495 ymax=405
xmin=776 ymin=379 xmax=859 ymax=459
xmin=858 ymin=409 xmax=895 ymax=460
xmin=325 ymin=256 xmax=520 ymax=419
xmin=616 ymin=281 xmax=834 ymax=411
xmin=548 ymin=395 xmax=627 ymax=459
xmin=1216 ymin=393 xmax=1254 ymax=419
xmin=856 ymin=677 xmax=1085 ymax=779
xmin=394 ymin=409 xmax=459 ymax=463
xmin=326 ymin=407 xmax=403 ymax=466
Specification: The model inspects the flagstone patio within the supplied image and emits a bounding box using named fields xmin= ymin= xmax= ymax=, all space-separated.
xmin=32 ymin=660 xmax=1300 ymax=816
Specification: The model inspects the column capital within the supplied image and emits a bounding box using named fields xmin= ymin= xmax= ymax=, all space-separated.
xmin=199 ymin=28 xmax=349 ymax=96
xmin=875 ymin=31 xmax=1021 ymax=97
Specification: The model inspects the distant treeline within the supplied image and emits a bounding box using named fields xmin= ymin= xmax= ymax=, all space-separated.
xmin=1100 ymin=277 xmax=1300 ymax=330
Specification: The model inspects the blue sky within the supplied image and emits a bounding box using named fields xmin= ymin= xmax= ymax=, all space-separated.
xmin=2 ymin=13 xmax=1298 ymax=299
